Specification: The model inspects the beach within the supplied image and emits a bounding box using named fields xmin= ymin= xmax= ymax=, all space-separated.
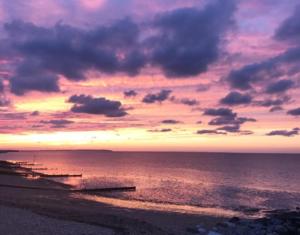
xmin=0 ymin=205 xmax=114 ymax=235
xmin=0 ymin=159 xmax=225 ymax=235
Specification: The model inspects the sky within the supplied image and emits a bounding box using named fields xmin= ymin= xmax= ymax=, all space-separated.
xmin=0 ymin=0 xmax=300 ymax=152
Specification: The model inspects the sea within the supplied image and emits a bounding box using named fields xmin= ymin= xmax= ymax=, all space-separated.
xmin=1 ymin=151 xmax=300 ymax=217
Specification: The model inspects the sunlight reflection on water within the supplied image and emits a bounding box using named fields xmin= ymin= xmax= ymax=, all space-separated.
xmin=1 ymin=151 xmax=300 ymax=216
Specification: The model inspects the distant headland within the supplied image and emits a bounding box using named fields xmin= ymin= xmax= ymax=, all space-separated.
xmin=0 ymin=150 xmax=19 ymax=154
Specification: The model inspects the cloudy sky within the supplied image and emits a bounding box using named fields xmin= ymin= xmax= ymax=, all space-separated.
xmin=0 ymin=0 xmax=300 ymax=152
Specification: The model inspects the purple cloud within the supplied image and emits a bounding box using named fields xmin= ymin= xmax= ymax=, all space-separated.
xmin=266 ymin=128 xmax=299 ymax=137
xmin=124 ymin=90 xmax=138 ymax=97
xmin=266 ymin=79 xmax=294 ymax=94
xmin=149 ymin=0 xmax=236 ymax=77
xmin=203 ymin=108 xmax=236 ymax=117
xmin=142 ymin=90 xmax=172 ymax=104
xmin=196 ymin=129 xmax=226 ymax=135
xmin=148 ymin=128 xmax=172 ymax=132
xmin=220 ymin=91 xmax=252 ymax=106
xmin=161 ymin=119 xmax=181 ymax=124
xmin=68 ymin=94 xmax=128 ymax=117
xmin=40 ymin=119 xmax=74 ymax=128
xmin=287 ymin=107 xmax=300 ymax=116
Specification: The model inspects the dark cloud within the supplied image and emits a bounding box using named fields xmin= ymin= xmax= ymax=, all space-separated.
xmin=196 ymin=129 xmax=226 ymax=135
xmin=208 ymin=116 xmax=256 ymax=126
xmin=269 ymin=106 xmax=283 ymax=112
xmin=3 ymin=19 xmax=146 ymax=95
xmin=178 ymin=98 xmax=199 ymax=106
xmin=226 ymin=60 xmax=278 ymax=90
xmin=226 ymin=6 xmax=300 ymax=91
xmin=196 ymin=84 xmax=210 ymax=92
xmin=148 ymin=128 xmax=172 ymax=132
xmin=40 ymin=119 xmax=74 ymax=128
xmin=68 ymin=94 xmax=93 ymax=104
xmin=170 ymin=96 xmax=199 ymax=106
xmin=217 ymin=124 xmax=240 ymax=133
xmin=1 ymin=1 xmax=236 ymax=95
xmin=7 ymin=50 xmax=61 ymax=94
xmin=204 ymin=107 xmax=256 ymax=127
xmin=30 ymin=111 xmax=39 ymax=116
xmin=216 ymin=124 xmax=253 ymax=135
xmin=120 ymin=50 xmax=147 ymax=76
xmin=149 ymin=0 xmax=235 ymax=77
xmin=142 ymin=89 xmax=172 ymax=104
xmin=266 ymin=128 xmax=299 ymax=137
xmin=0 ymin=80 xmax=4 ymax=93
xmin=202 ymin=107 xmax=255 ymax=135
xmin=208 ymin=116 xmax=235 ymax=126
xmin=287 ymin=107 xmax=300 ymax=116
xmin=68 ymin=94 xmax=128 ymax=117
xmin=226 ymin=48 xmax=300 ymax=91
xmin=220 ymin=91 xmax=252 ymax=106
xmin=266 ymin=79 xmax=294 ymax=94
xmin=274 ymin=5 xmax=300 ymax=42
xmin=255 ymin=96 xmax=290 ymax=107
xmin=203 ymin=108 xmax=236 ymax=117
xmin=124 ymin=90 xmax=137 ymax=98
xmin=236 ymin=117 xmax=257 ymax=123
xmin=161 ymin=119 xmax=181 ymax=124
xmin=5 ymin=18 xmax=144 ymax=79
xmin=10 ymin=73 xmax=60 ymax=95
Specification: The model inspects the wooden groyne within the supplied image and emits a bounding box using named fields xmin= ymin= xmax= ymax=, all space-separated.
xmin=38 ymin=173 xmax=82 ymax=178
xmin=16 ymin=162 xmax=43 ymax=167
xmin=0 ymin=161 xmax=82 ymax=178
xmin=0 ymin=168 xmax=82 ymax=178
xmin=0 ymin=184 xmax=136 ymax=193
xmin=72 ymin=186 xmax=136 ymax=193
xmin=28 ymin=168 xmax=48 ymax=171
xmin=0 ymin=160 xmax=136 ymax=194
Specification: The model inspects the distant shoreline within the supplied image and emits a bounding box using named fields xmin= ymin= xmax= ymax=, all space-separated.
xmin=3 ymin=149 xmax=300 ymax=155
xmin=0 ymin=150 xmax=19 ymax=154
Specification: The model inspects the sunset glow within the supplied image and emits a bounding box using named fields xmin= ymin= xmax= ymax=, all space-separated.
xmin=0 ymin=0 xmax=300 ymax=152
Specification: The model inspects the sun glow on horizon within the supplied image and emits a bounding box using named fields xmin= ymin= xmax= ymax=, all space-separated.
xmin=0 ymin=127 xmax=300 ymax=153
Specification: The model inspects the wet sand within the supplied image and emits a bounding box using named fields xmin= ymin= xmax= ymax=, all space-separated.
xmin=0 ymin=161 xmax=225 ymax=235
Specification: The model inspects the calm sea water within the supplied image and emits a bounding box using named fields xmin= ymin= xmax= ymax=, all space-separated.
xmin=1 ymin=151 xmax=300 ymax=216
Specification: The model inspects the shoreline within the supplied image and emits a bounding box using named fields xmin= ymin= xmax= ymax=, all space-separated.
xmin=3 ymin=149 xmax=300 ymax=155
xmin=0 ymin=160 xmax=226 ymax=234
xmin=0 ymin=159 xmax=299 ymax=234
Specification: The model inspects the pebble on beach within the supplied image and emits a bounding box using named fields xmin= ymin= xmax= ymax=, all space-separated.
xmin=0 ymin=205 xmax=114 ymax=235
xmin=192 ymin=208 xmax=300 ymax=235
